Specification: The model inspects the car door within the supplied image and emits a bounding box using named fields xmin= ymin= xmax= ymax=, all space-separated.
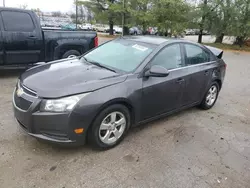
xmin=180 ymin=43 xmax=213 ymax=106
xmin=0 ymin=10 xmax=43 ymax=65
xmin=141 ymin=43 xmax=186 ymax=120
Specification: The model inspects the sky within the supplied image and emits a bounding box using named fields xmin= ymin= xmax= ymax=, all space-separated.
xmin=1 ymin=0 xmax=75 ymax=12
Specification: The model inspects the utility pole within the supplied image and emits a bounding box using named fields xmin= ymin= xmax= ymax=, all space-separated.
xmin=122 ymin=0 xmax=125 ymax=36
xmin=3 ymin=0 xmax=5 ymax=7
xmin=75 ymin=0 xmax=78 ymax=29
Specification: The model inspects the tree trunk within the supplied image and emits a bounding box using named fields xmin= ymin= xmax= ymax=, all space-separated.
xmin=215 ymin=33 xmax=224 ymax=43
xmin=198 ymin=29 xmax=203 ymax=43
xmin=234 ymin=36 xmax=244 ymax=47
xmin=198 ymin=0 xmax=207 ymax=43
xmin=109 ymin=20 xmax=114 ymax=35
xmin=123 ymin=26 xmax=129 ymax=35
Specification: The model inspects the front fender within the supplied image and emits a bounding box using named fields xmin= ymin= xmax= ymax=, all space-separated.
xmin=70 ymin=76 xmax=142 ymax=132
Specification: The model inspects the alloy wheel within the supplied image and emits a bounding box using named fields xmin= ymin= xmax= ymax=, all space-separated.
xmin=206 ymin=85 xmax=218 ymax=106
xmin=99 ymin=111 xmax=126 ymax=145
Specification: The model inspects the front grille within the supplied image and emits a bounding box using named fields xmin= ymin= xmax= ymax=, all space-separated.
xmin=14 ymin=91 xmax=33 ymax=111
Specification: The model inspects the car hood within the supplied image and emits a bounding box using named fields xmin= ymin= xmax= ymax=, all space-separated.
xmin=20 ymin=58 xmax=127 ymax=98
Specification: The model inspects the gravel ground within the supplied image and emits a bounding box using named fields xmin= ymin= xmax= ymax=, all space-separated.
xmin=0 ymin=42 xmax=250 ymax=188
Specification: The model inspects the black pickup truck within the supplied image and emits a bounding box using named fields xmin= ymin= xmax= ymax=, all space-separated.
xmin=0 ymin=7 xmax=98 ymax=69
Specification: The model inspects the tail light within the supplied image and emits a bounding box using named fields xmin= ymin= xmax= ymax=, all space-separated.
xmin=94 ymin=37 xmax=98 ymax=47
xmin=224 ymin=63 xmax=227 ymax=69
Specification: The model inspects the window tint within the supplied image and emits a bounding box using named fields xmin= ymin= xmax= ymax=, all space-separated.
xmin=1 ymin=11 xmax=35 ymax=31
xmin=185 ymin=44 xmax=210 ymax=65
xmin=151 ymin=44 xmax=182 ymax=70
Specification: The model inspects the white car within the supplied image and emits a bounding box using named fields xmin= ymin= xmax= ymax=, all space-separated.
xmin=81 ymin=23 xmax=93 ymax=30
xmin=114 ymin=26 xmax=122 ymax=34
xmin=94 ymin=24 xmax=108 ymax=32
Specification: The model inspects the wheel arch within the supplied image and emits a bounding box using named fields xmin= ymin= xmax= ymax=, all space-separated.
xmin=211 ymin=78 xmax=222 ymax=91
xmin=53 ymin=39 xmax=88 ymax=59
xmin=89 ymin=98 xmax=136 ymax=132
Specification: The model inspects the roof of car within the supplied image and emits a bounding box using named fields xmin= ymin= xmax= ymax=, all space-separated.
xmin=0 ymin=7 xmax=32 ymax=12
xmin=122 ymin=35 xmax=183 ymax=45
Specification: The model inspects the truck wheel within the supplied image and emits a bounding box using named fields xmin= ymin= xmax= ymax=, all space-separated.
xmin=62 ymin=50 xmax=81 ymax=59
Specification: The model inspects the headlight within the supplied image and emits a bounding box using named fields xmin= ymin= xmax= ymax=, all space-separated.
xmin=40 ymin=93 xmax=90 ymax=112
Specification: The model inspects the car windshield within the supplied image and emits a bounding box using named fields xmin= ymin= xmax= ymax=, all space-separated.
xmin=82 ymin=39 xmax=155 ymax=72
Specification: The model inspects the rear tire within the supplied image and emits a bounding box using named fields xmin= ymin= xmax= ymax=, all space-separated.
xmin=88 ymin=104 xmax=131 ymax=150
xmin=62 ymin=50 xmax=81 ymax=59
xmin=200 ymin=82 xmax=220 ymax=110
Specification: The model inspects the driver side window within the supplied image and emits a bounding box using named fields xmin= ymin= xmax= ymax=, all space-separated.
xmin=150 ymin=44 xmax=182 ymax=70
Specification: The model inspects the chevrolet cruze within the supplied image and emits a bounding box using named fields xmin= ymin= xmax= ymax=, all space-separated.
xmin=13 ymin=36 xmax=226 ymax=149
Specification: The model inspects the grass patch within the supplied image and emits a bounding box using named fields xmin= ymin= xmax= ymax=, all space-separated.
xmin=203 ymin=43 xmax=250 ymax=52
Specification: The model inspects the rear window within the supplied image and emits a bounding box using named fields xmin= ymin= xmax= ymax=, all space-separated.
xmin=83 ymin=39 xmax=155 ymax=72
xmin=1 ymin=11 xmax=35 ymax=32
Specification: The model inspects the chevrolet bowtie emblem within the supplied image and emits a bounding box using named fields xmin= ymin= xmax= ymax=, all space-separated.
xmin=16 ymin=88 xmax=24 ymax=97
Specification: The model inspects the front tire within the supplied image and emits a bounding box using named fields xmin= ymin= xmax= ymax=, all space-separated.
xmin=88 ymin=104 xmax=131 ymax=149
xmin=200 ymin=82 xmax=219 ymax=110
xmin=62 ymin=50 xmax=81 ymax=59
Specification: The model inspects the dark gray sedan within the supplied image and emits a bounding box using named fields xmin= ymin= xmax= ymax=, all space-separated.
xmin=13 ymin=36 xmax=226 ymax=149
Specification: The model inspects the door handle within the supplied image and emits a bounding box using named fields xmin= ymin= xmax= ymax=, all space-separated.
xmin=176 ymin=78 xmax=185 ymax=84
xmin=204 ymin=70 xmax=209 ymax=76
xmin=27 ymin=36 xmax=37 ymax=39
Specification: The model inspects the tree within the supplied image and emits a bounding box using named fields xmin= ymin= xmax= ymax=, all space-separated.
xmin=233 ymin=0 xmax=250 ymax=46
xmin=52 ymin=11 xmax=62 ymax=17
xmin=19 ymin=4 xmax=28 ymax=9
xmin=203 ymin=0 xmax=237 ymax=43
xmin=126 ymin=0 xmax=152 ymax=32
xmin=198 ymin=0 xmax=208 ymax=43
xmin=31 ymin=8 xmax=43 ymax=18
xmin=151 ymin=0 xmax=190 ymax=36
xmin=79 ymin=0 xmax=123 ymax=35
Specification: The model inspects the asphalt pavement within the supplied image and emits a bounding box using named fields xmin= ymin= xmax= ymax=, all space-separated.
xmin=0 ymin=39 xmax=250 ymax=188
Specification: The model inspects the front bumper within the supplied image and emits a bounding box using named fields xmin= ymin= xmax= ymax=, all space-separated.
xmin=13 ymin=85 xmax=88 ymax=145
xmin=17 ymin=118 xmax=75 ymax=143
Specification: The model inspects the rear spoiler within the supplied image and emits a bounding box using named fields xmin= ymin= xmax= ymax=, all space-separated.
xmin=205 ymin=45 xmax=223 ymax=59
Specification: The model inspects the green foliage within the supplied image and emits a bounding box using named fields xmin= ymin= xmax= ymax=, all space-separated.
xmin=126 ymin=0 xmax=152 ymax=29
xmin=151 ymin=0 xmax=190 ymax=34
xmin=232 ymin=0 xmax=250 ymax=40
xmin=78 ymin=0 xmax=123 ymax=24
xmin=77 ymin=0 xmax=250 ymax=41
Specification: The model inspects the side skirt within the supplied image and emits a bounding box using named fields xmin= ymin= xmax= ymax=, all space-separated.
xmin=134 ymin=102 xmax=200 ymax=126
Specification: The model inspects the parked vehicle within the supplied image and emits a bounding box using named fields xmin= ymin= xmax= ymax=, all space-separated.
xmin=129 ymin=27 xmax=142 ymax=35
xmin=61 ymin=23 xmax=76 ymax=30
xmin=185 ymin=29 xmax=196 ymax=35
xmin=0 ymin=7 xmax=98 ymax=69
xmin=114 ymin=26 xmax=123 ymax=34
xmin=80 ymin=23 xmax=93 ymax=31
xmin=13 ymin=36 xmax=226 ymax=149
xmin=93 ymin=24 xmax=108 ymax=32
xmin=148 ymin=27 xmax=158 ymax=35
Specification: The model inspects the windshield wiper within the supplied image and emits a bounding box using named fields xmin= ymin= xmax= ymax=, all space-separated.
xmin=82 ymin=57 xmax=117 ymax=73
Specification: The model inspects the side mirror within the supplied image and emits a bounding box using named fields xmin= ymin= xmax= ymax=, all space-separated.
xmin=144 ymin=65 xmax=169 ymax=77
